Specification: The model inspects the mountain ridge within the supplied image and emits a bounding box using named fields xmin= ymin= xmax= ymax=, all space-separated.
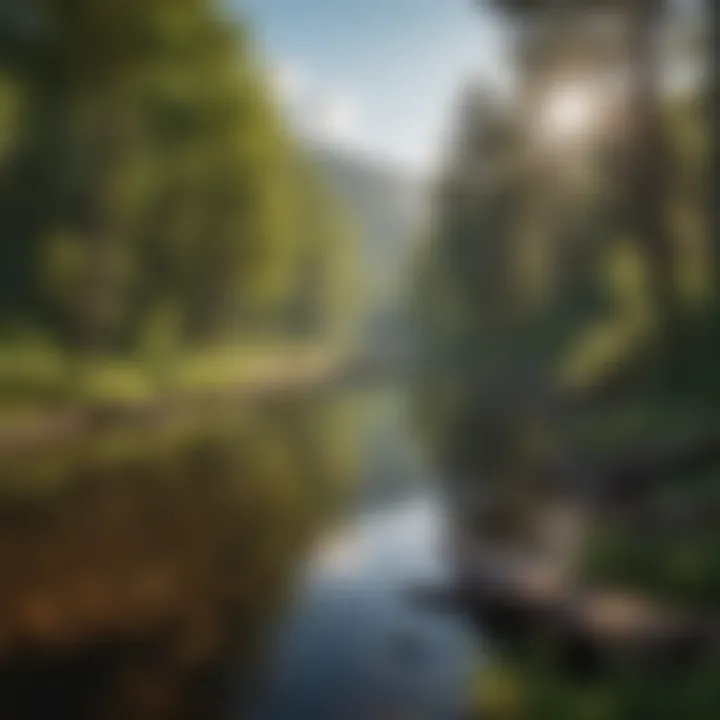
xmin=309 ymin=142 xmax=426 ymax=307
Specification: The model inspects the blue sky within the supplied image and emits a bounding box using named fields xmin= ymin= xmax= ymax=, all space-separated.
xmin=236 ymin=0 xmax=508 ymax=173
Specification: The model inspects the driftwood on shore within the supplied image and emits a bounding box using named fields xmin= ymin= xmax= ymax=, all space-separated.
xmin=408 ymin=545 xmax=719 ymax=677
xmin=427 ymin=425 xmax=720 ymax=677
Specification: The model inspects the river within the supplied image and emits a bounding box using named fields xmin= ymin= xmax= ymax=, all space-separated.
xmin=0 ymin=384 xmax=482 ymax=719
xmin=240 ymin=390 xmax=482 ymax=720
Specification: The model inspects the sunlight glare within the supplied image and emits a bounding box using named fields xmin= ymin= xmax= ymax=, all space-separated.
xmin=538 ymin=84 xmax=597 ymax=144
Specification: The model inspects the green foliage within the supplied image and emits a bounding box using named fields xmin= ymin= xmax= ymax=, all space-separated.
xmin=417 ymin=8 xmax=716 ymax=717
xmin=472 ymin=655 xmax=720 ymax=720
xmin=0 ymin=0 xmax=355 ymax=362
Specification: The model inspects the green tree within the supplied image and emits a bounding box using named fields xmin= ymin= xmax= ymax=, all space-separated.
xmin=416 ymin=3 xmax=718 ymax=716
xmin=0 ymin=0 xmax=355 ymax=358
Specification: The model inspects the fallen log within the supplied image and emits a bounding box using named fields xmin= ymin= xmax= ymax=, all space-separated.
xmin=408 ymin=548 xmax=719 ymax=678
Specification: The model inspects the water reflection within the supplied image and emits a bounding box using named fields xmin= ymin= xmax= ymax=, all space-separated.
xmin=246 ymin=393 xmax=479 ymax=720
xmin=248 ymin=498 xmax=478 ymax=720
xmin=0 ymin=388 xmax=478 ymax=719
xmin=0 ymin=397 xmax=358 ymax=719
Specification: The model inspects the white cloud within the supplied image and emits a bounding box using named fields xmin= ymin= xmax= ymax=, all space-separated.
xmin=271 ymin=60 xmax=364 ymax=150
xmin=311 ymin=92 xmax=361 ymax=145
xmin=272 ymin=62 xmax=309 ymax=106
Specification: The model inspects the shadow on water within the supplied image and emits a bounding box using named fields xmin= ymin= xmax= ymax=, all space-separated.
xmin=0 ymin=395 xmax=358 ymax=719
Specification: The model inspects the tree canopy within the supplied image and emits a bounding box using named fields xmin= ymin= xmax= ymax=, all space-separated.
xmin=0 ymin=0 xmax=355 ymax=357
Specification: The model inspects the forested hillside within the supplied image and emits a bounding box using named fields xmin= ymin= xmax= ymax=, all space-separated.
xmin=313 ymin=145 xmax=423 ymax=308
xmin=0 ymin=0 xmax=355 ymax=405
xmin=0 ymin=5 xmax=364 ymax=717
xmin=414 ymin=3 xmax=718 ymax=716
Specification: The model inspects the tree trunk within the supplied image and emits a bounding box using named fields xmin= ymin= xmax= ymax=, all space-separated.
xmin=626 ymin=0 xmax=681 ymax=377
xmin=80 ymin=89 xmax=129 ymax=356
xmin=709 ymin=0 xmax=719 ymax=298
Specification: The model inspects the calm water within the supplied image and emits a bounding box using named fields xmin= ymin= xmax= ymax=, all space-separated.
xmin=243 ymin=391 xmax=482 ymax=720
xmin=0 ymin=386 xmax=480 ymax=719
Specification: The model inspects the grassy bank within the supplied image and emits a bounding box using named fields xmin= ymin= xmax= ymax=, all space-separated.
xmin=0 ymin=340 xmax=349 ymax=417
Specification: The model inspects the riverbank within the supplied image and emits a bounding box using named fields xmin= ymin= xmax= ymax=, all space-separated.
xmin=0 ymin=341 xmax=347 ymax=411
xmin=0 ymin=343 xmax=359 ymax=469
xmin=0 ymin=381 xmax=362 ymax=719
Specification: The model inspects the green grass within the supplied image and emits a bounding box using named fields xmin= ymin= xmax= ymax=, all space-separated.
xmin=0 ymin=339 xmax=346 ymax=416
xmin=472 ymin=654 xmax=720 ymax=720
